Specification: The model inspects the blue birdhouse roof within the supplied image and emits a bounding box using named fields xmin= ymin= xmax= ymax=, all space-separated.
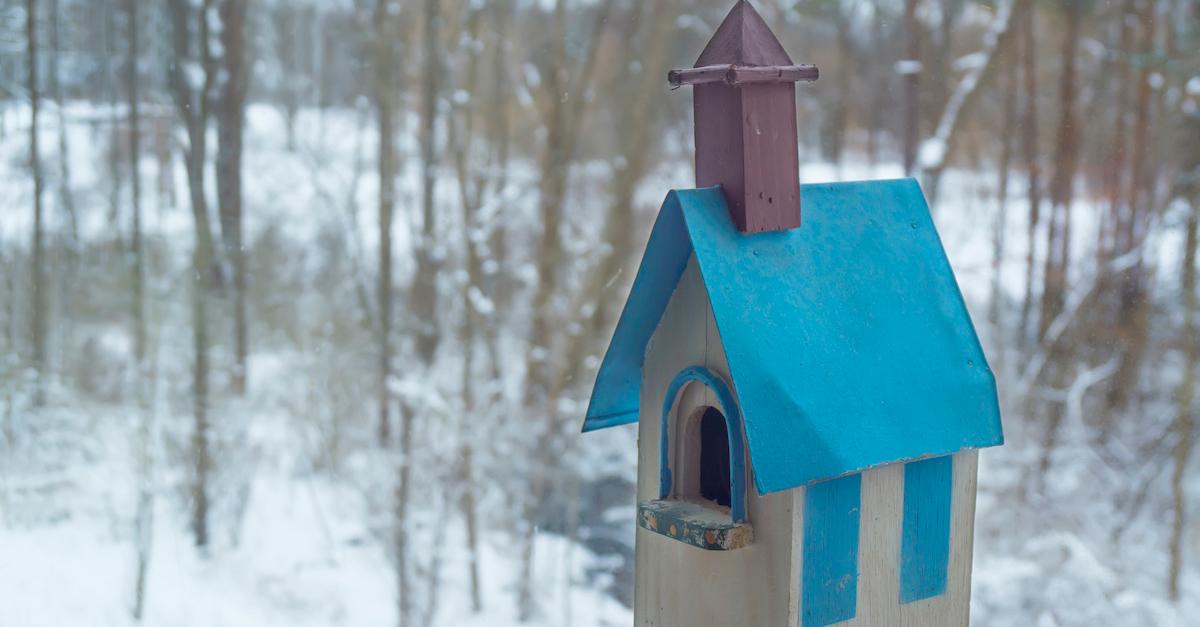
xmin=583 ymin=179 xmax=1003 ymax=494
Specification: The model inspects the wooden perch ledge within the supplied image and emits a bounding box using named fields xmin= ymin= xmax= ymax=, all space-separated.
xmin=667 ymin=63 xmax=819 ymax=88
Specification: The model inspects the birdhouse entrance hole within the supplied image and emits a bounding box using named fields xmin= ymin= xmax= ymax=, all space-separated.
xmin=637 ymin=367 xmax=753 ymax=551
xmin=699 ymin=408 xmax=732 ymax=508
xmin=670 ymin=404 xmax=738 ymax=510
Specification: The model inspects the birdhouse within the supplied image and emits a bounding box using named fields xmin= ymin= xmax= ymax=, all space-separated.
xmin=581 ymin=3 xmax=1003 ymax=626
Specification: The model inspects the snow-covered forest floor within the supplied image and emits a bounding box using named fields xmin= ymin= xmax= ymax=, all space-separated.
xmin=1 ymin=102 xmax=1197 ymax=626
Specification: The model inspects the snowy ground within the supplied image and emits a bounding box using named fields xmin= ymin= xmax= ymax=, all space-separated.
xmin=0 ymin=400 xmax=631 ymax=627
xmin=0 ymin=484 xmax=628 ymax=627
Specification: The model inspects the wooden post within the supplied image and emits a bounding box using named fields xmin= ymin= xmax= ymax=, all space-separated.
xmin=669 ymin=1 xmax=817 ymax=233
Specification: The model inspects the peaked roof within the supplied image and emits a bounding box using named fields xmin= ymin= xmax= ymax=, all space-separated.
xmin=582 ymin=180 xmax=1003 ymax=494
xmin=695 ymin=1 xmax=793 ymax=67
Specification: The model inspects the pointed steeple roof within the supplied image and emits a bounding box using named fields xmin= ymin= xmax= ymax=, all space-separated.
xmin=695 ymin=1 xmax=793 ymax=68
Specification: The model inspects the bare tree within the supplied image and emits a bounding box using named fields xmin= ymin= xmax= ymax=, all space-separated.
xmin=272 ymin=4 xmax=302 ymax=151
xmin=901 ymin=0 xmax=919 ymax=174
xmin=50 ymin=0 xmax=76 ymax=241
xmin=928 ymin=0 xmax=967 ymax=124
xmin=28 ymin=0 xmax=47 ymax=406
xmin=1168 ymin=193 xmax=1197 ymax=600
xmin=864 ymin=0 xmax=889 ymax=166
xmin=217 ymin=0 xmax=250 ymax=396
xmin=127 ymin=0 xmax=152 ymax=616
xmin=1038 ymin=1 xmax=1085 ymax=341
xmin=1018 ymin=3 xmax=1042 ymax=346
xmin=370 ymin=0 xmax=402 ymax=448
xmin=801 ymin=0 xmax=856 ymax=164
xmin=1108 ymin=0 xmax=1159 ymax=410
xmin=1101 ymin=0 xmax=1137 ymax=267
xmin=390 ymin=0 xmax=445 ymax=621
xmin=1034 ymin=0 xmax=1087 ymax=475
xmin=446 ymin=3 xmax=492 ymax=611
xmin=167 ymin=0 xmax=219 ymax=550
xmin=1168 ymin=6 xmax=1200 ymax=596
xmin=127 ymin=0 xmax=145 ymax=380
xmin=990 ymin=54 xmax=1019 ymax=329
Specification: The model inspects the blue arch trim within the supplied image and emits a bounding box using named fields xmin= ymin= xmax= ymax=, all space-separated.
xmin=658 ymin=366 xmax=748 ymax=522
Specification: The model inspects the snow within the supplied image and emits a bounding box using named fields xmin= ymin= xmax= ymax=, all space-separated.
xmin=0 ymin=461 xmax=629 ymax=627
xmin=893 ymin=59 xmax=922 ymax=75
xmin=2 ymin=97 xmax=1198 ymax=626
xmin=918 ymin=139 xmax=947 ymax=171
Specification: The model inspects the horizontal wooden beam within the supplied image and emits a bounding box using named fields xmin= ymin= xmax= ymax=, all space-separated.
xmin=667 ymin=63 xmax=819 ymax=88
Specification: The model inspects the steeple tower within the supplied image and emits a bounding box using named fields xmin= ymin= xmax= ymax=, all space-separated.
xmin=669 ymin=1 xmax=817 ymax=233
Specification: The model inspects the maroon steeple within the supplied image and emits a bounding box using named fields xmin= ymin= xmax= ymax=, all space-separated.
xmin=669 ymin=1 xmax=817 ymax=233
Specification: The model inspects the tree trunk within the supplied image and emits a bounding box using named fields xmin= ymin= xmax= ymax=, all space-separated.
xmin=825 ymin=11 xmax=853 ymax=165
xmin=396 ymin=1 xmax=443 ymax=623
xmin=128 ymin=0 xmax=145 ymax=368
xmin=127 ymin=0 xmax=152 ymax=617
xmin=461 ymin=447 xmax=482 ymax=611
xmin=1038 ymin=1 xmax=1084 ymax=342
xmin=1102 ymin=0 xmax=1136 ymax=267
xmin=275 ymin=6 xmax=299 ymax=152
xmin=28 ymin=0 xmax=48 ymax=407
xmin=1018 ymin=5 xmax=1042 ymax=347
xmin=1168 ymin=197 xmax=1197 ymax=600
xmin=2 ymin=246 xmax=14 ymax=449
xmin=412 ymin=0 xmax=442 ymax=368
xmin=1108 ymin=0 xmax=1158 ymax=410
xmin=1168 ymin=4 xmax=1200 ymax=598
xmin=50 ymin=0 xmax=77 ymax=243
xmin=930 ymin=1 xmax=964 ymax=124
xmin=372 ymin=0 xmax=400 ymax=447
xmin=1093 ymin=0 xmax=1138 ymax=442
xmin=1035 ymin=0 xmax=1086 ymax=476
xmin=190 ymin=253 xmax=211 ymax=551
xmin=866 ymin=1 xmax=886 ymax=167
xmin=167 ymin=0 xmax=218 ymax=551
xmin=449 ymin=5 xmax=488 ymax=612
xmin=901 ymin=0 xmax=920 ymax=175
xmin=990 ymin=55 xmax=1019 ymax=330
xmin=218 ymin=0 xmax=250 ymax=396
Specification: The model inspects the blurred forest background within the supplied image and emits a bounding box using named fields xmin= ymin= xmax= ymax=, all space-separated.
xmin=0 ymin=0 xmax=1198 ymax=625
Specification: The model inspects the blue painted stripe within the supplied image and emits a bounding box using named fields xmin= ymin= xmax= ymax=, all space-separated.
xmin=658 ymin=366 xmax=748 ymax=522
xmin=802 ymin=474 xmax=861 ymax=627
xmin=900 ymin=455 xmax=953 ymax=603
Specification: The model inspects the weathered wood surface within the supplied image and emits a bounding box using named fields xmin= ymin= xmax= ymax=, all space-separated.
xmin=680 ymin=0 xmax=808 ymax=234
xmin=638 ymin=498 xmax=754 ymax=551
xmin=668 ymin=64 xmax=819 ymax=87
xmin=695 ymin=0 xmax=793 ymax=68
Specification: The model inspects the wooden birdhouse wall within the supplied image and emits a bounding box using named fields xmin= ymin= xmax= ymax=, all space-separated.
xmin=636 ymin=256 xmax=798 ymax=625
xmin=824 ymin=451 xmax=978 ymax=627
xmin=634 ymin=255 xmax=984 ymax=626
